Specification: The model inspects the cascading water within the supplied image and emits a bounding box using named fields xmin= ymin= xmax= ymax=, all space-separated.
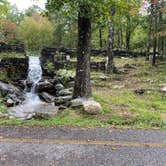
xmin=9 ymin=56 xmax=44 ymax=118
xmin=25 ymin=56 xmax=42 ymax=103
xmin=9 ymin=55 xmax=57 ymax=119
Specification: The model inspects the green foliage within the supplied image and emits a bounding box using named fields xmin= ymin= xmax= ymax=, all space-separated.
xmin=18 ymin=13 xmax=54 ymax=51
xmin=46 ymin=60 xmax=55 ymax=73
xmin=0 ymin=52 xmax=24 ymax=58
xmin=56 ymin=69 xmax=75 ymax=84
xmin=0 ymin=96 xmax=7 ymax=114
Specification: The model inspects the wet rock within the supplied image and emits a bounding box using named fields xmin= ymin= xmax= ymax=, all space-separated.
xmin=83 ymin=100 xmax=102 ymax=115
xmin=13 ymin=80 xmax=26 ymax=90
xmin=55 ymin=83 xmax=64 ymax=91
xmin=39 ymin=92 xmax=55 ymax=103
xmin=58 ymin=88 xmax=73 ymax=96
xmin=48 ymin=77 xmax=60 ymax=85
xmin=25 ymin=79 xmax=33 ymax=90
xmin=36 ymin=80 xmax=55 ymax=94
xmin=24 ymin=114 xmax=34 ymax=120
xmin=54 ymin=95 xmax=72 ymax=105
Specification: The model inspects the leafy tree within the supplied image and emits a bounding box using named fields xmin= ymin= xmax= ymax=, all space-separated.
xmin=18 ymin=13 xmax=54 ymax=51
xmin=46 ymin=0 xmax=106 ymax=98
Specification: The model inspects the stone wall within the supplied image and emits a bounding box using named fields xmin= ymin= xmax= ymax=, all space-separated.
xmin=0 ymin=57 xmax=29 ymax=81
xmin=0 ymin=43 xmax=25 ymax=54
xmin=40 ymin=47 xmax=106 ymax=75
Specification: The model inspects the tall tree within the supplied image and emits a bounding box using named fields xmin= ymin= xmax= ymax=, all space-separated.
xmin=152 ymin=0 xmax=158 ymax=66
xmin=106 ymin=3 xmax=116 ymax=73
xmin=46 ymin=0 xmax=105 ymax=98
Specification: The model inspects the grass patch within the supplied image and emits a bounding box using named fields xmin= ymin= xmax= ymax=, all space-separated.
xmin=0 ymin=57 xmax=166 ymax=129
xmin=0 ymin=99 xmax=8 ymax=114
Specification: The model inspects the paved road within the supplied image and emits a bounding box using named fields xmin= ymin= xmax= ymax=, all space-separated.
xmin=0 ymin=126 xmax=166 ymax=166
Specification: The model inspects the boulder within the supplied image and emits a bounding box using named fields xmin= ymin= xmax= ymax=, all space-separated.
xmin=36 ymin=80 xmax=55 ymax=94
xmin=71 ymin=98 xmax=87 ymax=108
xmin=55 ymin=83 xmax=64 ymax=91
xmin=33 ymin=105 xmax=59 ymax=120
xmin=67 ymin=81 xmax=75 ymax=88
xmin=83 ymin=100 xmax=102 ymax=115
xmin=0 ymin=81 xmax=22 ymax=96
xmin=6 ymin=98 xmax=14 ymax=107
xmin=39 ymin=92 xmax=55 ymax=103
xmin=54 ymin=95 xmax=72 ymax=105
xmin=25 ymin=79 xmax=33 ymax=91
xmin=161 ymin=87 xmax=166 ymax=93
xmin=0 ymin=81 xmax=24 ymax=106
xmin=58 ymin=88 xmax=73 ymax=96
xmin=71 ymin=98 xmax=102 ymax=115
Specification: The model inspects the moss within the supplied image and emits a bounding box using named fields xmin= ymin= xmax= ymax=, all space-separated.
xmin=0 ymin=52 xmax=25 ymax=58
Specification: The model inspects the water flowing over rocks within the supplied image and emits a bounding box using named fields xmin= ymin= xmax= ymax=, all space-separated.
xmin=7 ymin=56 xmax=60 ymax=120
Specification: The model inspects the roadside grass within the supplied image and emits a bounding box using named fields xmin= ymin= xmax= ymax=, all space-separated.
xmin=0 ymin=97 xmax=8 ymax=114
xmin=0 ymin=57 xmax=166 ymax=129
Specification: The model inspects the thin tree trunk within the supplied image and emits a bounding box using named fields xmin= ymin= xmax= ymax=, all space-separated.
xmin=99 ymin=28 xmax=102 ymax=49
xmin=152 ymin=2 xmax=158 ymax=66
xmin=146 ymin=14 xmax=152 ymax=61
xmin=116 ymin=27 xmax=120 ymax=50
xmin=73 ymin=5 xmax=92 ymax=98
xmin=126 ymin=14 xmax=131 ymax=51
xmin=120 ymin=25 xmax=123 ymax=49
xmin=106 ymin=7 xmax=116 ymax=73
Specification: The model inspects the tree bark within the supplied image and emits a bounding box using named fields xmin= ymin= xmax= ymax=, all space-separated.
xmin=152 ymin=1 xmax=158 ymax=66
xmin=106 ymin=7 xmax=116 ymax=74
xmin=146 ymin=14 xmax=152 ymax=61
xmin=99 ymin=28 xmax=103 ymax=49
xmin=73 ymin=5 xmax=92 ymax=98
xmin=126 ymin=14 xmax=131 ymax=51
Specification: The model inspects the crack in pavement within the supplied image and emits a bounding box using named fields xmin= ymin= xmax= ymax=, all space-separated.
xmin=1 ymin=137 xmax=166 ymax=148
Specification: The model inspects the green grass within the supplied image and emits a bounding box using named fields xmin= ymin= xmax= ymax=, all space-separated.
xmin=0 ymin=98 xmax=8 ymax=114
xmin=0 ymin=57 xmax=166 ymax=129
xmin=0 ymin=52 xmax=25 ymax=58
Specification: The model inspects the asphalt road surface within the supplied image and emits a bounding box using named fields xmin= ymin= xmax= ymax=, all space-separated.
xmin=0 ymin=126 xmax=166 ymax=166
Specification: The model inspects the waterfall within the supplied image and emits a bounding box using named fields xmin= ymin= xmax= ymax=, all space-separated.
xmin=9 ymin=56 xmax=58 ymax=119
xmin=25 ymin=56 xmax=42 ymax=103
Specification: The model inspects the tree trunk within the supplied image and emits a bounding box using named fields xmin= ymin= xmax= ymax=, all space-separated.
xmin=126 ymin=14 xmax=131 ymax=51
xmin=116 ymin=27 xmax=120 ymax=50
xmin=73 ymin=6 xmax=92 ymax=98
xmin=146 ymin=14 xmax=152 ymax=61
xmin=99 ymin=28 xmax=102 ymax=49
xmin=152 ymin=2 xmax=158 ymax=66
xmin=106 ymin=7 xmax=116 ymax=74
